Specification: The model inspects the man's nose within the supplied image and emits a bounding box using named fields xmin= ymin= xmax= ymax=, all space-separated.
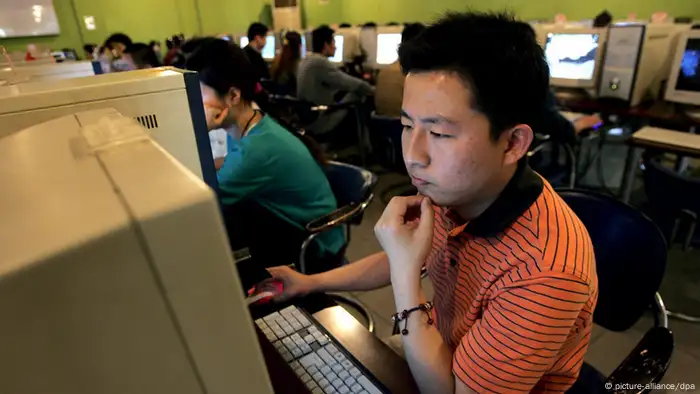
xmin=404 ymin=128 xmax=430 ymax=168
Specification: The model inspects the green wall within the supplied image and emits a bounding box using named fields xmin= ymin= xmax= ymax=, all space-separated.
xmin=1 ymin=0 xmax=699 ymax=54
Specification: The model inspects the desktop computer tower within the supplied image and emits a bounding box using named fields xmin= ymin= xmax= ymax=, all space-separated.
xmin=598 ymin=23 xmax=690 ymax=106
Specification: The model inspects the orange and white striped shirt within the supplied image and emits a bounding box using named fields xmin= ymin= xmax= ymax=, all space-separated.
xmin=426 ymin=163 xmax=598 ymax=393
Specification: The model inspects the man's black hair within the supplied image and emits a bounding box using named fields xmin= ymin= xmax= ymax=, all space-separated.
xmin=125 ymin=43 xmax=161 ymax=68
xmin=398 ymin=12 xmax=550 ymax=140
xmin=312 ymin=25 xmax=335 ymax=53
xmin=104 ymin=33 xmax=133 ymax=49
xmin=184 ymin=38 xmax=257 ymax=102
xmin=401 ymin=23 xmax=425 ymax=43
xmin=247 ymin=22 xmax=269 ymax=41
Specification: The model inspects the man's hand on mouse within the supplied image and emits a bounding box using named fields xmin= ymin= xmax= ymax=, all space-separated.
xmin=374 ymin=195 xmax=434 ymax=280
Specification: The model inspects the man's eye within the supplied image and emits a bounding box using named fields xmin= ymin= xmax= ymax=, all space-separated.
xmin=402 ymin=125 xmax=413 ymax=132
xmin=430 ymin=131 xmax=451 ymax=138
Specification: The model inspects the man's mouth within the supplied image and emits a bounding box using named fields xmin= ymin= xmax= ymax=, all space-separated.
xmin=410 ymin=175 xmax=429 ymax=186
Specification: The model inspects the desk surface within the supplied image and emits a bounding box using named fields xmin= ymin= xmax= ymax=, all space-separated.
xmin=631 ymin=127 xmax=700 ymax=157
xmin=251 ymin=294 xmax=420 ymax=394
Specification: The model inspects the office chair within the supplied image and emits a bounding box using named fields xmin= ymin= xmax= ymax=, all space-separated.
xmin=557 ymin=189 xmax=674 ymax=394
xmin=528 ymin=133 xmax=577 ymax=188
xmin=369 ymin=113 xmax=417 ymax=204
xmin=299 ymin=161 xmax=378 ymax=333
xmin=643 ymin=154 xmax=699 ymax=251
xmin=268 ymin=95 xmax=371 ymax=166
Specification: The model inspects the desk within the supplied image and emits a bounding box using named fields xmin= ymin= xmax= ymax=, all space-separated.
xmin=556 ymin=97 xmax=700 ymax=131
xmin=251 ymin=293 xmax=420 ymax=394
xmin=620 ymin=127 xmax=700 ymax=203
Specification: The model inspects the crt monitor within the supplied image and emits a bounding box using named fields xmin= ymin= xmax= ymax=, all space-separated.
xmin=0 ymin=67 xmax=218 ymax=191
xmin=665 ymin=30 xmax=700 ymax=106
xmin=329 ymin=35 xmax=345 ymax=63
xmin=544 ymin=30 xmax=605 ymax=89
xmin=0 ymin=110 xmax=274 ymax=394
xmin=376 ymin=33 xmax=402 ymax=66
xmin=262 ymin=35 xmax=276 ymax=60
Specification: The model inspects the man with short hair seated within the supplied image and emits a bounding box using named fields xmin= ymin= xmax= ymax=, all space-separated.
xmin=243 ymin=22 xmax=271 ymax=81
xmin=297 ymin=25 xmax=375 ymax=137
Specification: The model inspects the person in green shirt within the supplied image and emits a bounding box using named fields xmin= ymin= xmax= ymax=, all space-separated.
xmin=184 ymin=37 xmax=345 ymax=269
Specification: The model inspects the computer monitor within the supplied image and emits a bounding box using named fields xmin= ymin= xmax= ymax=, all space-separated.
xmin=329 ymin=35 xmax=344 ymax=63
xmin=0 ymin=60 xmax=101 ymax=85
xmin=336 ymin=27 xmax=362 ymax=62
xmin=0 ymin=110 xmax=275 ymax=394
xmin=301 ymin=35 xmax=307 ymax=57
xmin=262 ymin=35 xmax=276 ymax=60
xmin=239 ymin=36 xmax=249 ymax=47
xmin=0 ymin=67 xmax=217 ymax=191
xmin=375 ymin=33 xmax=402 ymax=66
xmin=666 ymin=30 xmax=700 ymax=106
xmin=544 ymin=29 xmax=606 ymax=89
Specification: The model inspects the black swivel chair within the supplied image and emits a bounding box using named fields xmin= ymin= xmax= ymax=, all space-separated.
xmin=267 ymin=95 xmax=371 ymax=166
xmin=557 ymin=189 xmax=674 ymax=394
xmin=642 ymin=154 xmax=699 ymax=251
xmin=299 ymin=161 xmax=379 ymax=332
xmin=528 ymin=133 xmax=577 ymax=188
xmin=369 ymin=113 xmax=417 ymax=204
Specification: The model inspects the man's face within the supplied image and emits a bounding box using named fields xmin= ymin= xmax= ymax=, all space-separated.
xmin=255 ymin=35 xmax=267 ymax=50
xmin=401 ymin=71 xmax=510 ymax=208
xmin=325 ymin=38 xmax=336 ymax=57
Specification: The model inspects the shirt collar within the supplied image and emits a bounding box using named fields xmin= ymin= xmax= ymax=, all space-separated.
xmin=444 ymin=161 xmax=544 ymax=237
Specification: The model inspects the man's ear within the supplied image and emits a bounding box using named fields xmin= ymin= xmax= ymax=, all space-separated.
xmin=225 ymin=87 xmax=242 ymax=107
xmin=501 ymin=124 xmax=534 ymax=166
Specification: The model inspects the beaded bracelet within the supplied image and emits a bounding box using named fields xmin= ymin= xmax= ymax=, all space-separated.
xmin=391 ymin=301 xmax=434 ymax=336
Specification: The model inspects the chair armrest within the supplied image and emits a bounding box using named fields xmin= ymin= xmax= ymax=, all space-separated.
xmin=605 ymin=327 xmax=674 ymax=392
xmin=306 ymin=196 xmax=373 ymax=234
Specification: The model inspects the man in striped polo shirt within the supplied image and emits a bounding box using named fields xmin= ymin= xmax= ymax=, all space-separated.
xmin=268 ymin=12 xmax=598 ymax=393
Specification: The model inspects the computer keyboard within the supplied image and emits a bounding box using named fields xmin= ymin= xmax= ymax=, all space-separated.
xmin=256 ymin=305 xmax=383 ymax=394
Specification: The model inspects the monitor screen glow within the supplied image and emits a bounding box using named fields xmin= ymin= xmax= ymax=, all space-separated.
xmin=675 ymin=38 xmax=700 ymax=93
xmin=239 ymin=36 xmax=249 ymax=48
xmin=376 ymin=33 xmax=401 ymax=65
xmin=545 ymin=33 xmax=600 ymax=81
xmin=329 ymin=35 xmax=344 ymax=63
xmin=262 ymin=35 xmax=276 ymax=59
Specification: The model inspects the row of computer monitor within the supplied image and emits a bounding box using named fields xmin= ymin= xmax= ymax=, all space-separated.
xmin=229 ymin=26 xmax=404 ymax=68
xmin=536 ymin=23 xmax=700 ymax=106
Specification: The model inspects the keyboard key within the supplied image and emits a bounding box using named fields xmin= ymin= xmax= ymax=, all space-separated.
xmin=291 ymin=333 xmax=304 ymax=344
xmin=316 ymin=335 xmax=329 ymax=345
xmin=281 ymin=305 xmax=297 ymax=315
xmin=292 ymin=322 xmax=303 ymax=331
xmin=281 ymin=323 xmax=295 ymax=336
xmin=264 ymin=312 xmax=283 ymax=323
xmin=320 ymin=365 xmax=332 ymax=375
xmin=341 ymin=360 xmax=354 ymax=370
xmin=304 ymin=334 xmax=315 ymax=344
xmin=338 ymin=370 xmax=350 ymax=380
xmin=332 ymin=378 xmax=345 ymax=389
xmin=318 ymin=378 xmax=330 ymax=389
xmin=312 ymin=388 xmax=324 ymax=394
xmin=307 ymin=381 xmax=319 ymax=391
xmin=357 ymin=376 xmax=382 ymax=394
xmin=308 ymin=326 xmax=320 ymax=335
xmin=294 ymin=366 xmax=305 ymax=376
xmin=344 ymin=377 xmax=356 ymax=387
xmin=281 ymin=351 xmax=293 ymax=362
xmin=295 ymin=314 xmax=312 ymax=327
xmin=312 ymin=371 xmax=323 ymax=382
xmin=325 ymin=344 xmax=339 ymax=355
xmin=292 ymin=348 xmax=303 ymax=358
xmin=300 ymin=344 xmax=312 ymax=355
xmin=332 ymin=364 xmax=344 ymax=374
xmin=338 ymin=386 xmax=350 ymax=394
xmin=349 ymin=367 xmax=362 ymax=378
xmin=333 ymin=352 xmax=346 ymax=362
xmin=300 ymin=353 xmax=323 ymax=369
xmin=255 ymin=318 xmax=265 ymax=326
xmin=317 ymin=348 xmax=335 ymax=365
xmin=300 ymin=373 xmax=312 ymax=384
xmin=307 ymin=366 xmax=319 ymax=375
xmin=351 ymin=384 xmax=363 ymax=393
xmin=290 ymin=361 xmax=301 ymax=370
xmin=325 ymin=388 xmax=337 ymax=394
xmin=327 ymin=372 xmax=339 ymax=382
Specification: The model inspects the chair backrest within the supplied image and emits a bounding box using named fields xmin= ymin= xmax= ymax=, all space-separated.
xmin=643 ymin=154 xmax=700 ymax=217
xmin=369 ymin=113 xmax=404 ymax=171
xmin=324 ymin=161 xmax=377 ymax=208
xmin=557 ymin=189 xmax=667 ymax=331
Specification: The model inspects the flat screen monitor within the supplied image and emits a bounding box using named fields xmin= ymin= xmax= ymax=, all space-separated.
xmin=329 ymin=35 xmax=344 ymax=63
xmin=545 ymin=32 xmax=603 ymax=88
xmin=301 ymin=36 xmax=307 ymax=57
xmin=239 ymin=36 xmax=249 ymax=47
xmin=665 ymin=31 xmax=700 ymax=106
xmin=376 ymin=33 xmax=401 ymax=65
xmin=262 ymin=35 xmax=276 ymax=60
